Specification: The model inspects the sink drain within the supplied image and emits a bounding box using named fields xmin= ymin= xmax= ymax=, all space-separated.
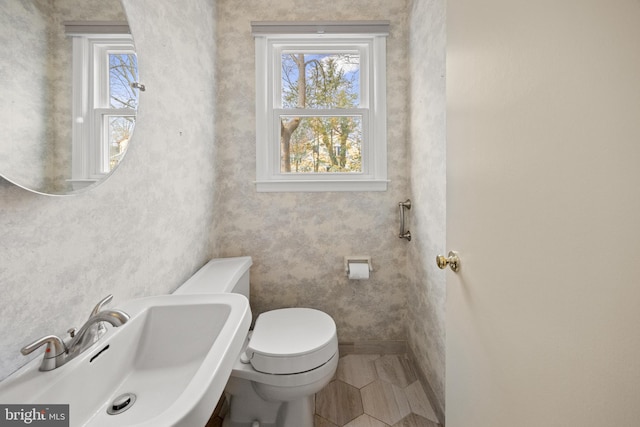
xmin=107 ymin=393 xmax=137 ymax=415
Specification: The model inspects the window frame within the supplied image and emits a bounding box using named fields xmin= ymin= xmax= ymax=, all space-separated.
xmin=69 ymin=33 xmax=137 ymax=188
xmin=253 ymin=22 xmax=389 ymax=192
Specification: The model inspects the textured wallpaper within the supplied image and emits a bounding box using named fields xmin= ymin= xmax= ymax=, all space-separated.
xmin=213 ymin=0 xmax=411 ymax=343
xmin=0 ymin=0 xmax=49 ymax=189
xmin=0 ymin=0 xmax=217 ymax=379
xmin=407 ymin=0 xmax=447 ymax=415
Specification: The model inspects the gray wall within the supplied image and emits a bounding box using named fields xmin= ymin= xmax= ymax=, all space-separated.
xmin=0 ymin=0 xmax=217 ymax=379
xmin=407 ymin=0 xmax=447 ymax=416
xmin=1 ymin=0 xmax=50 ymax=189
xmin=213 ymin=0 xmax=411 ymax=344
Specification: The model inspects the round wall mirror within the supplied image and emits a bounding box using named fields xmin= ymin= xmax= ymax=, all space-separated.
xmin=0 ymin=0 xmax=141 ymax=196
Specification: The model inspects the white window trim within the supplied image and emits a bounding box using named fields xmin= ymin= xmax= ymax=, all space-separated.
xmin=252 ymin=22 xmax=389 ymax=192
xmin=68 ymin=32 xmax=135 ymax=189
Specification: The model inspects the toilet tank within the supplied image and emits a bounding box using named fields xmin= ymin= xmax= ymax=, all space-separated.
xmin=173 ymin=256 xmax=252 ymax=298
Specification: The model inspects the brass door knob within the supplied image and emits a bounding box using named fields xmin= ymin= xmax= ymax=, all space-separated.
xmin=436 ymin=251 xmax=460 ymax=272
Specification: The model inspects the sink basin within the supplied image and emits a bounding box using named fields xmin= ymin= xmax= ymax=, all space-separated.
xmin=0 ymin=294 xmax=251 ymax=426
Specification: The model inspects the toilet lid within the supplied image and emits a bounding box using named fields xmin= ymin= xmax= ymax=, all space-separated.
xmin=244 ymin=308 xmax=338 ymax=374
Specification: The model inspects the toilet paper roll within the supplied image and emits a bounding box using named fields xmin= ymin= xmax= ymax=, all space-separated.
xmin=348 ymin=262 xmax=370 ymax=280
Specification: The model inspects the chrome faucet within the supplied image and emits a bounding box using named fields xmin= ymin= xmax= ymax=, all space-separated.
xmin=66 ymin=308 xmax=129 ymax=355
xmin=21 ymin=295 xmax=129 ymax=371
xmin=67 ymin=295 xmax=118 ymax=353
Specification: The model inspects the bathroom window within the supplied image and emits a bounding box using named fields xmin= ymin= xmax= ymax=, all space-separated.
xmin=252 ymin=21 xmax=389 ymax=192
xmin=68 ymin=29 xmax=138 ymax=188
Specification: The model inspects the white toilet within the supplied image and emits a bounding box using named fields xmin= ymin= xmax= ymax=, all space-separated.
xmin=174 ymin=257 xmax=338 ymax=427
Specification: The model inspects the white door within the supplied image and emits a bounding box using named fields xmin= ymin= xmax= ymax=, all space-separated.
xmin=445 ymin=1 xmax=640 ymax=426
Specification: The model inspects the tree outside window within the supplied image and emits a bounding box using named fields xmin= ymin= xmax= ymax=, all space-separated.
xmin=280 ymin=53 xmax=362 ymax=174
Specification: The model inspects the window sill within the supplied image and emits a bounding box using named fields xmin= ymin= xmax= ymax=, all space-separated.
xmin=254 ymin=179 xmax=389 ymax=192
xmin=66 ymin=178 xmax=99 ymax=191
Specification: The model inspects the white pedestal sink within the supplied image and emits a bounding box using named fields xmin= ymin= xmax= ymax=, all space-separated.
xmin=0 ymin=294 xmax=251 ymax=427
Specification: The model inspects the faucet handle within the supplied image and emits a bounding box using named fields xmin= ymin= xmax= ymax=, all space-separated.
xmin=21 ymin=336 xmax=67 ymax=372
xmin=90 ymin=294 xmax=114 ymax=317
xmin=21 ymin=335 xmax=66 ymax=357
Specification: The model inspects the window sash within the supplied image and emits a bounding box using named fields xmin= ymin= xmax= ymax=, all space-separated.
xmin=272 ymin=108 xmax=371 ymax=178
xmin=94 ymin=109 xmax=135 ymax=174
xmin=273 ymin=43 xmax=370 ymax=109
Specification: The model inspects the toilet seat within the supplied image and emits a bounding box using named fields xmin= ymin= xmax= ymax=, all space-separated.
xmin=244 ymin=308 xmax=337 ymax=375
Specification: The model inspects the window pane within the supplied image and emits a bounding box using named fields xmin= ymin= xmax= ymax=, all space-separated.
xmin=281 ymin=53 xmax=360 ymax=108
xmin=109 ymin=53 xmax=138 ymax=109
xmin=280 ymin=116 xmax=362 ymax=173
xmin=108 ymin=116 xmax=133 ymax=171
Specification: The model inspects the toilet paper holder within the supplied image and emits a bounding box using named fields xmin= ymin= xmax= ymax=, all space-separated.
xmin=344 ymin=256 xmax=373 ymax=276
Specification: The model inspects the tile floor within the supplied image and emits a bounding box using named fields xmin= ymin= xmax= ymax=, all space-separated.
xmin=207 ymin=353 xmax=442 ymax=427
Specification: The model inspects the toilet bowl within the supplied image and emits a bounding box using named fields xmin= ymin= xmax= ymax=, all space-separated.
xmin=174 ymin=257 xmax=339 ymax=427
